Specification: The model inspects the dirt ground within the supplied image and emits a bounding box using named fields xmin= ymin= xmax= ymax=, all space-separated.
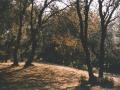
xmin=0 ymin=62 xmax=120 ymax=90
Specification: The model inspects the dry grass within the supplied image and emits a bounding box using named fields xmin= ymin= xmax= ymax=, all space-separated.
xmin=0 ymin=62 xmax=88 ymax=90
xmin=0 ymin=62 xmax=120 ymax=90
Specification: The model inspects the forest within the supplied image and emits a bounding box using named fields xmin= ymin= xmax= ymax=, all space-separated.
xmin=0 ymin=0 xmax=120 ymax=90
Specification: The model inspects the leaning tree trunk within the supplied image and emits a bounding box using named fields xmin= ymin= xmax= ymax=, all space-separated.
xmin=83 ymin=4 xmax=95 ymax=81
xmin=81 ymin=37 xmax=95 ymax=82
xmin=76 ymin=0 xmax=95 ymax=82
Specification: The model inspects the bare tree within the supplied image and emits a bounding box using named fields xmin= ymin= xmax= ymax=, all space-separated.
xmin=76 ymin=0 xmax=95 ymax=82
xmin=98 ymin=0 xmax=120 ymax=78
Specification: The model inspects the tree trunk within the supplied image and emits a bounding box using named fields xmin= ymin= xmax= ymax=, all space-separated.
xmin=24 ymin=31 xmax=36 ymax=67
xmin=85 ymin=49 xmax=94 ymax=80
xmin=99 ymin=26 xmax=106 ymax=78
xmin=76 ymin=0 xmax=95 ymax=82
xmin=13 ymin=7 xmax=22 ymax=66
xmin=24 ymin=0 xmax=35 ymax=67
xmin=83 ymin=4 xmax=94 ymax=81
xmin=12 ymin=1 xmax=27 ymax=66
xmin=12 ymin=31 xmax=21 ymax=66
xmin=81 ymin=38 xmax=95 ymax=82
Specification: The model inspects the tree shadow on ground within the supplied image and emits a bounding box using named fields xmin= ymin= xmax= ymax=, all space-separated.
xmin=1 ymin=63 xmax=120 ymax=90
xmin=74 ymin=79 xmax=120 ymax=90
xmin=0 ymin=65 xmax=25 ymax=74
xmin=0 ymin=64 xmax=70 ymax=90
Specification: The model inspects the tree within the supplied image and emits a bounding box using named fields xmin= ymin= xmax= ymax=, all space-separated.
xmin=24 ymin=0 xmax=60 ymax=67
xmin=24 ymin=0 xmax=34 ymax=67
xmin=76 ymin=0 xmax=95 ymax=82
xmin=12 ymin=0 xmax=28 ymax=66
xmin=0 ymin=0 xmax=12 ymax=34
xmin=98 ymin=0 xmax=120 ymax=78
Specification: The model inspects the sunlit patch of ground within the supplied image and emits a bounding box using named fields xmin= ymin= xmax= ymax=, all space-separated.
xmin=0 ymin=62 xmax=120 ymax=90
xmin=0 ymin=62 xmax=88 ymax=90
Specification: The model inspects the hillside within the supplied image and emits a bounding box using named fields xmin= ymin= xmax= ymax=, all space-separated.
xmin=0 ymin=62 xmax=120 ymax=90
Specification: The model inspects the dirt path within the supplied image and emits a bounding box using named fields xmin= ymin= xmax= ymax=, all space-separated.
xmin=0 ymin=62 xmax=120 ymax=90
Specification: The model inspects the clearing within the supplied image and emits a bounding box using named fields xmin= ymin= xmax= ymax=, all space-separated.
xmin=0 ymin=62 xmax=120 ymax=90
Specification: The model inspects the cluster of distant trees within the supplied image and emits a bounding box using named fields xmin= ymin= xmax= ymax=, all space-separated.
xmin=0 ymin=0 xmax=120 ymax=82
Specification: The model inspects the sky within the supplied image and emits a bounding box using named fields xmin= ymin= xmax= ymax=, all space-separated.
xmin=35 ymin=0 xmax=70 ymax=9
xmin=35 ymin=0 xmax=120 ymax=16
xmin=35 ymin=0 xmax=99 ymax=11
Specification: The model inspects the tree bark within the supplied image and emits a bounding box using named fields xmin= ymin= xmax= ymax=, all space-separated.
xmin=98 ymin=0 xmax=120 ymax=78
xmin=76 ymin=0 xmax=95 ymax=82
xmin=81 ymin=37 xmax=95 ymax=81
xmin=13 ymin=1 xmax=27 ymax=66
xmin=13 ymin=1 xmax=23 ymax=66
xmin=99 ymin=25 xmax=106 ymax=78
xmin=24 ymin=0 xmax=51 ymax=67
xmin=24 ymin=0 xmax=35 ymax=67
